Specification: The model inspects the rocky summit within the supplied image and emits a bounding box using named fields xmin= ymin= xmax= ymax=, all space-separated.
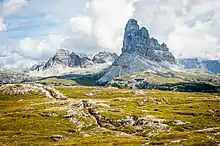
xmin=98 ymin=19 xmax=177 ymax=83
xmin=92 ymin=51 xmax=118 ymax=64
xmin=42 ymin=49 xmax=85 ymax=70
xmin=0 ymin=69 xmax=35 ymax=84
xmin=122 ymin=19 xmax=176 ymax=64
xmin=33 ymin=49 xmax=118 ymax=71
xmin=29 ymin=49 xmax=118 ymax=77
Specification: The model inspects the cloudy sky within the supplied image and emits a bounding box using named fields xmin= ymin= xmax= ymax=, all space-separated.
xmin=0 ymin=0 xmax=220 ymax=69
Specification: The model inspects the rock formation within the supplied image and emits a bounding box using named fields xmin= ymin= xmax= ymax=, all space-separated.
xmin=122 ymin=19 xmax=176 ymax=64
xmin=98 ymin=19 xmax=177 ymax=83
xmin=43 ymin=49 xmax=82 ymax=70
xmin=29 ymin=49 xmax=118 ymax=77
xmin=92 ymin=51 xmax=118 ymax=64
xmin=0 ymin=69 xmax=35 ymax=84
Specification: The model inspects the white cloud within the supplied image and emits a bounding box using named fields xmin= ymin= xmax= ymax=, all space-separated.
xmin=0 ymin=0 xmax=28 ymax=32
xmin=89 ymin=0 xmax=138 ymax=51
xmin=69 ymin=16 xmax=92 ymax=35
xmin=167 ymin=21 xmax=219 ymax=59
xmin=68 ymin=0 xmax=139 ymax=53
xmin=61 ymin=0 xmax=139 ymax=54
xmin=133 ymin=0 xmax=220 ymax=59
xmin=0 ymin=16 xmax=6 ymax=31
xmin=0 ymin=52 xmax=37 ymax=69
xmin=3 ymin=0 xmax=28 ymax=16
xmin=19 ymin=35 xmax=65 ymax=60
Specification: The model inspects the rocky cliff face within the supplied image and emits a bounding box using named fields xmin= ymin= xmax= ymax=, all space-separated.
xmin=92 ymin=51 xmax=118 ymax=64
xmin=43 ymin=49 xmax=82 ymax=70
xmin=122 ymin=19 xmax=176 ymax=64
xmin=30 ymin=62 xmax=45 ymax=71
xmin=98 ymin=19 xmax=177 ymax=83
xmin=29 ymin=49 xmax=118 ymax=77
xmin=40 ymin=49 xmax=118 ymax=70
xmin=0 ymin=69 xmax=35 ymax=84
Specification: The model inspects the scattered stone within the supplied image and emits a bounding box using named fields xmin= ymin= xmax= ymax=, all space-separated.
xmin=196 ymin=127 xmax=220 ymax=132
xmin=134 ymin=116 xmax=168 ymax=130
xmin=69 ymin=117 xmax=80 ymax=124
xmin=142 ymin=98 xmax=150 ymax=102
xmin=173 ymin=120 xmax=189 ymax=125
xmin=114 ymin=98 xmax=129 ymax=102
xmin=85 ymin=92 xmax=95 ymax=97
xmin=214 ymin=96 xmax=220 ymax=101
xmin=153 ymin=100 xmax=161 ymax=105
xmin=209 ymin=109 xmax=220 ymax=113
xmin=171 ymin=140 xmax=181 ymax=143
xmin=50 ymin=135 xmax=67 ymax=141
xmin=109 ymin=116 xmax=135 ymax=127
xmin=82 ymin=134 xmax=91 ymax=137
xmin=115 ymin=131 xmax=131 ymax=137
xmin=0 ymin=84 xmax=66 ymax=99
xmin=22 ymin=107 xmax=36 ymax=111
xmin=141 ymin=110 xmax=148 ymax=112
xmin=41 ymin=112 xmax=58 ymax=117
xmin=133 ymin=90 xmax=145 ymax=96
xmin=45 ymin=107 xmax=67 ymax=111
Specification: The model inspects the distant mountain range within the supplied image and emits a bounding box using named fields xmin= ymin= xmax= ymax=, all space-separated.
xmin=0 ymin=69 xmax=35 ymax=84
xmin=29 ymin=50 xmax=118 ymax=77
xmin=178 ymin=58 xmax=220 ymax=74
xmin=1 ymin=19 xmax=220 ymax=85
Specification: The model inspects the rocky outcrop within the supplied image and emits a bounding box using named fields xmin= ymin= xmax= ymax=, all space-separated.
xmin=31 ymin=50 xmax=118 ymax=72
xmin=98 ymin=19 xmax=177 ymax=84
xmin=0 ymin=69 xmax=35 ymax=84
xmin=30 ymin=62 xmax=45 ymax=71
xmin=122 ymin=19 xmax=176 ymax=64
xmin=92 ymin=51 xmax=118 ymax=64
xmin=43 ymin=49 xmax=83 ymax=70
xmin=29 ymin=50 xmax=118 ymax=77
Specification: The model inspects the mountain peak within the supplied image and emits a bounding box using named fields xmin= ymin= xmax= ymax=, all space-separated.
xmin=92 ymin=51 xmax=118 ymax=64
xmin=55 ymin=49 xmax=71 ymax=55
xmin=29 ymin=50 xmax=118 ymax=77
xmin=126 ymin=19 xmax=139 ymax=30
xmin=122 ymin=19 xmax=175 ymax=64
xmin=98 ymin=19 xmax=177 ymax=83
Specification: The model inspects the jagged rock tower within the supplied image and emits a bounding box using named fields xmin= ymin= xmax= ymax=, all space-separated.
xmin=98 ymin=19 xmax=177 ymax=83
xmin=122 ymin=19 xmax=176 ymax=64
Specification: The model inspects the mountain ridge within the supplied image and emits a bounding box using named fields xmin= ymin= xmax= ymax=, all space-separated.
xmin=178 ymin=58 xmax=220 ymax=74
xmin=29 ymin=50 xmax=118 ymax=77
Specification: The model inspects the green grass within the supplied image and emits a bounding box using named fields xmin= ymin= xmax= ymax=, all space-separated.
xmin=0 ymin=86 xmax=220 ymax=145
xmin=36 ymin=77 xmax=77 ymax=85
xmin=56 ymin=86 xmax=137 ymax=99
